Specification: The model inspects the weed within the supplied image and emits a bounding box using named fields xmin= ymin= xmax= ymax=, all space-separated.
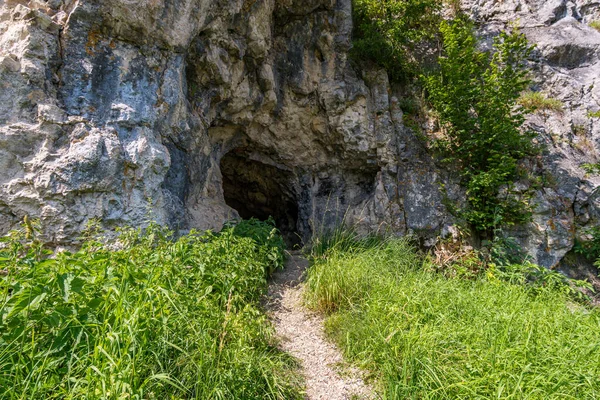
xmin=574 ymin=225 xmax=600 ymax=261
xmin=572 ymin=124 xmax=587 ymax=136
xmin=581 ymin=162 xmax=600 ymax=175
xmin=488 ymin=261 xmax=593 ymax=302
xmin=308 ymin=225 xmax=384 ymax=262
xmin=587 ymin=110 xmax=600 ymax=118
xmin=430 ymin=238 xmax=485 ymax=280
xmin=575 ymin=136 xmax=595 ymax=153
xmin=589 ymin=20 xmax=600 ymax=32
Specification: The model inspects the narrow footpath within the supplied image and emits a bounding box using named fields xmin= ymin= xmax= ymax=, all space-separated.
xmin=265 ymin=251 xmax=375 ymax=400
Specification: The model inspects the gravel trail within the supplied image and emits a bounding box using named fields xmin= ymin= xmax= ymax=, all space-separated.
xmin=265 ymin=252 xmax=375 ymax=400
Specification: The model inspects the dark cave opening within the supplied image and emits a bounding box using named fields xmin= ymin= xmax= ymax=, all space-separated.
xmin=220 ymin=149 xmax=301 ymax=246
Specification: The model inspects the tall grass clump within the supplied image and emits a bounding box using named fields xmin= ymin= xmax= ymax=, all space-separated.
xmin=308 ymin=225 xmax=384 ymax=261
xmin=306 ymin=238 xmax=600 ymax=399
xmin=0 ymin=218 xmax=302 ymax=399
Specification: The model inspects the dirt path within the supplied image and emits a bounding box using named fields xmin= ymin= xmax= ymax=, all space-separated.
xmin=266 ymin=251 xmax=375 ymax=400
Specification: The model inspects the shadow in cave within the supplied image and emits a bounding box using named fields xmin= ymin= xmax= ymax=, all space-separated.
xmin=220 ymin=149 xmax=301 ymax=247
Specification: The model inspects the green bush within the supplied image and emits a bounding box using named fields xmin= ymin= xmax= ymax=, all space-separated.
xmin=306 ymin=239 xmax=600 ymax=399
xmin=227 ymin=217 xmax=285 ymax=274
xmin=424 ymin=18 xmax=536 ymax=235
xmin=0 ymin=219 xmax=302 ymax=399
xmin=351 ymin=0 xmax=442 ymax=81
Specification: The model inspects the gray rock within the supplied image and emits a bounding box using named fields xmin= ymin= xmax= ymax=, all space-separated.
xmin=0 ymin=0 xmax=598 ymax=272
xmin=462 ymin=0 xmax=600 ymax=268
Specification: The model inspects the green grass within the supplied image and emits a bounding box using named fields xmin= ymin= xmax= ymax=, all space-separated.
xmin=0 ymin=219 xmax=303 ymax=399
xmin=518 ymin=92 xmax=564 ymax=113
xmin=587 ymin=110 xmax=600 ymax=119
xmin=305 ymin=239 xmax=600 ymax=399
xmin=582 ymin=162 xmax=600 ymax=175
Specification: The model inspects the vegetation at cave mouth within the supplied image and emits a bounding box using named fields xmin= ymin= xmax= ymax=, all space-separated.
xmin=0 ymin=219 xmax=303 ymax=400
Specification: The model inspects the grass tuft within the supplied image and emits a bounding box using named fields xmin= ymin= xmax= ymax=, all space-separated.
xmin=587 ymin=110 xmax=600 ymax=119
xmin=518 ymin=91 xmax=564 ymax=113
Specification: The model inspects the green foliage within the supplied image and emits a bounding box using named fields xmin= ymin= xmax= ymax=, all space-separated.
xmin=486 ymin=233 xmax=528 ymax=266
xmin=485 ymin=233 xmax=593 ymax=302
xmin=581 ymin=162 xmax=600 ymax=175
xmin=0 ymin=220 xmax=302 ymax=399
xmin=587 ymin=110 xmax=600 ymax=118
xmin=351 ymin=0 xmax=442 ymax=81
xmin=518 ymin=91 xmax=564 ymax=113
xmin=424 ymin=18 xmax=536 ymax=235
xmin=589 ymin=20 xmax=600 ymax=32
xmin=306 ymin=239 xmax=600 ymax=399
xmin=227 ymin=217 xmax=286 ymax=274
xmin=574 ymin=225 xmax=600 ymax=262
xmin=488 ymin=262 xmax=593 ymax=301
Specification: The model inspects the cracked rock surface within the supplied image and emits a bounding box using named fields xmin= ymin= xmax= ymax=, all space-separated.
xmin=0 ymin=0 xmax=599 ymax=272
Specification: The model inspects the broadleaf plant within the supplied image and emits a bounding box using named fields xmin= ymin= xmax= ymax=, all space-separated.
xmin=424 ymin=17 xmax=536 ymax=236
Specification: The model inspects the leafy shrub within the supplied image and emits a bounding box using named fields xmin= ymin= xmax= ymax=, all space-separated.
xmin=518 ymin=91 xmax=564 ymax=113
xmin=485 ymin=232 xmax=528 ymax=266
xmin=0 ymin=220 xmax=302 ymax=399
xmin=351 ymin=0 xmax=442 ymax=81
xmin=424 ymin=17 xmax=536 ymax=235
xmin=227 ymin=217 xmax=286 ymax=274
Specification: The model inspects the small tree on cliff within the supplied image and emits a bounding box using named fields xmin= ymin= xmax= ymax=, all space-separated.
xmin=424 ymin=17 xmax=536 ymax=236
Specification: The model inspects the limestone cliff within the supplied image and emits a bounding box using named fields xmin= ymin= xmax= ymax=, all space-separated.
xmin=463 ymin=0 xmax=600 ymax=268
xmin=0 ymin=0 xmax=599 ymax=269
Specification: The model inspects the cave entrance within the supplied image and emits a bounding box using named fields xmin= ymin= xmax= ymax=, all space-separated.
xmin=220 ymin=149 xmax=301 ymax=246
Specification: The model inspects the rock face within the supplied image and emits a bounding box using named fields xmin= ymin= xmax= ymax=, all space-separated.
xmin=0 ymin=0 xmax=454 ymax=247
xmin=0 ymin=0 xmax=598 ymax=269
